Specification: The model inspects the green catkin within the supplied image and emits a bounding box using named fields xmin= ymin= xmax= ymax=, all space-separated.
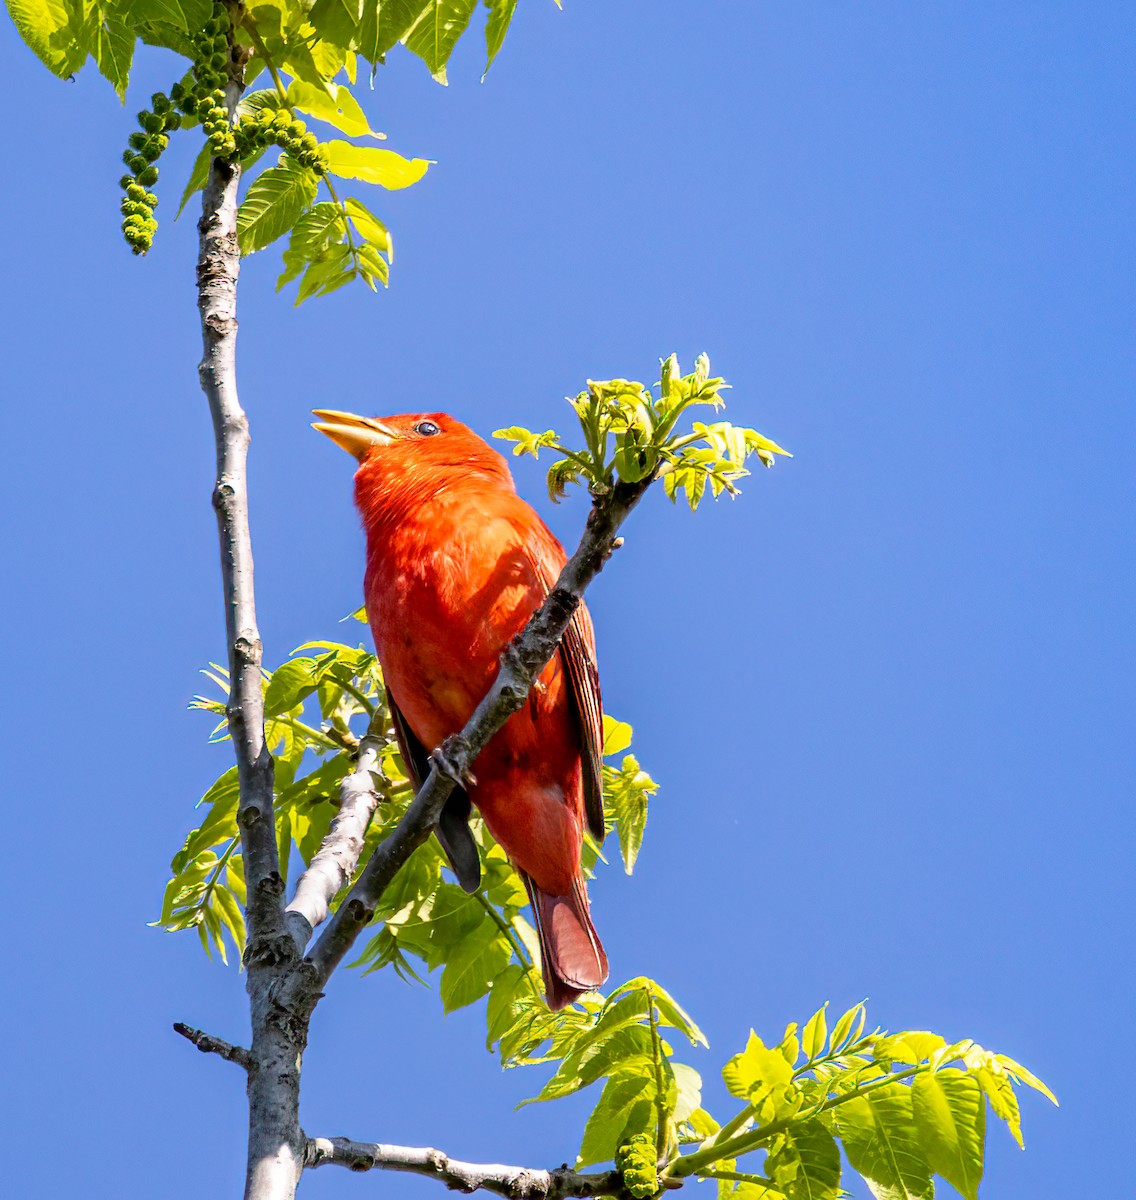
xmin=119 ymin=2 xmax=331 ymax=255
xmin=616 ymin=1135 xmax=659 ymax=1200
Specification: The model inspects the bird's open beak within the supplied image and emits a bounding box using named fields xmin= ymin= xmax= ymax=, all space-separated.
xmin=311 ymin=410 xmax=398 ymax=461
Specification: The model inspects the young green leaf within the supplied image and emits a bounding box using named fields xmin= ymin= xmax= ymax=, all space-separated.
xmin=483 ymin=0 xmax=518 ymax=75
xmin=323 ymin=140 xmax=430 ymax=189
xmin=801 ymin=1002 xmax=828 ymax=1062
xmin=836 ymin=1086 xmax=933 ymax=1200
xmin=237 ymin=160 xmax=319 ymax=254
xmin=403 ymin=0 xmax=479 ymax=84
xmin=765 ymin=1121 xmax=841 ymax=1200
xmin=911 ymin=1068 xmax=985 ymax=1200
xmin=286 ymin=80 xmax=385 ymax=139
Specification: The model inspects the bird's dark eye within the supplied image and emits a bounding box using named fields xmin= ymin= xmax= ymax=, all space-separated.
xmin=415 ymin=420 xmax=440 ymax=437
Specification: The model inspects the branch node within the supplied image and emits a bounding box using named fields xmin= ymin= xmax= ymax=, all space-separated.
xmin=431 ymin=737 xmax=476 ymax=788
xmin=173 ymin=1021 xmax=252 ymax=1070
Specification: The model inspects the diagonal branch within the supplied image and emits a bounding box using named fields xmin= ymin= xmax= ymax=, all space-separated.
xmin=284 ymin=711 xmax=387 ymax=949
xmin=304 ymin=1137 xmax=631 ymax=1200
xmin=174 ymin=1021 xmax=253 ymax=1071
xmin=286 ymin=479 xmax=649 ymax=1008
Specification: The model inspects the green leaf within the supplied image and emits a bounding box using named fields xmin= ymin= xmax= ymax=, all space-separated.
xmin=578 ymin=1073 xmax=656 ymax=1168
xmin=483 ymin=0 xmax=516 ymax=75
xmin=307 ymin=0 xmax=364 ymax=49
xmin=993 ymin=1053 xmax=1058 ymax=1107
xmin=5 ymin=0 xmax=89 ymax=78
xmin=829 ymin=1001 xmax=867 ymax=1052
xmin=439 ymin=917 xmax=512 ymax=1012
xmin=801 ymin=1003 xmax=828 ymax=1062
xmin=355 ymin=0 xmax=426 ymax=65
xmin=403 ymin=0 xmax=478 ymax=83
xmin=237 ymin=160 xmax=319 ymax=254
xmin=343 ymin=196 xmax=392 ymax=256
xmin=213 ymin=879 xmax=247 ymax=959
xmin=529 ymin=1024 xmax=659 ymax=1104
xmin=93 ymin=5 xmax=133 ymax=99
xmin=296 ymin=242 xmax=354 ymax=303
xmin=607 ymin=978 xmax=707 ymax=1047
xmin=605 ymin=753 xmax=656 ymax=873
xmin=767 ymin=1121 xmax=841 ymax=1200
xmin=672 ymin=1061 xmax=702 ymax=1122
xmin=286 ymin=80 xmax=385 ymax=139
xmin=875 ymin=1032 xmax=946 ymax=1066
xmin=276 ymin=757 xmax=352 ymax=812
xmin=492 ymin=426 xmax=560 ymax=459
xmin=602 ymin=715 xmax=633 ymax=757
xmin=130 ymin=0 xmax=191 ymax=30
xmin=278 ymin=202 xmax=345 ymax=289
xmin=177 ymin=138 xmax=213 ymax=217
xmin=263 ymin=657 xmax=320 ymax=716
xmin=911 ymin=1068 xmax=985 ymax=1200
xmin=836 ymin=1086 xmax=933 ymax=1200
xmin=722 ymin=1030 xmax=792 ymax=1101
xmin=975 ymin=1065 xmax=1023 ymax=1150
xmin=323 ymin=140 xmax=430 ymax=189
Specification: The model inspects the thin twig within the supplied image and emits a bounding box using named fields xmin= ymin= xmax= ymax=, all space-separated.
xmin=174 ymin=1022 xmax=253 ymax=1071
xmin=304 ymin=1138 xmax=632 ymax=1200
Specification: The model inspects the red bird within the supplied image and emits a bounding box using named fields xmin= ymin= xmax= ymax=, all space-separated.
xmin=313 ymin=409 xmax=608 ymax=1009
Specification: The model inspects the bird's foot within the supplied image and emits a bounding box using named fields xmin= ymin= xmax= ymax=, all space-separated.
xmin=430 ymin=736 xmax=477 ymax=789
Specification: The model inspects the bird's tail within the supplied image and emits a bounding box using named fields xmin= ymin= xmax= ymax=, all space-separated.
xmin=521 ymin=871 xmax=608 ymax=1010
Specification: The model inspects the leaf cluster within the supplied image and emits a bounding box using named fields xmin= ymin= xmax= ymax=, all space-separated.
xmin=158 ymin=639 xmax=656 ymax=971
xmin=6 ymin=0 xmax=539 ymax=295
xmin=494 ymin=354 xmax=791 ymax=507
xmin=160 ymin=638 xmax=1053 ymax=1200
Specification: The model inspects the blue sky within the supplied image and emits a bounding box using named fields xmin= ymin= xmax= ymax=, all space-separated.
xmin=1 ymin=2 xmax=1131 ymax=1196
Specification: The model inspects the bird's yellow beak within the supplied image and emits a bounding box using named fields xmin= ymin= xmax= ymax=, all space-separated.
xmin=311 ymin=410 xmax=398 ymax=461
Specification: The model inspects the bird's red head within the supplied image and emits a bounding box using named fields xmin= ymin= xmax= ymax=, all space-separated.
xmin=312 ymin=409 xmax=515 ymax=526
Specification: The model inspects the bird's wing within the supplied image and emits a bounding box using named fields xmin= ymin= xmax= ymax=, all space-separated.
xmin=521 ymin=528 xmax=606 ymax=841
xmin=387 ymin=687 xmax=481 ymax=893
xmin=560 ymin=604 xmax=606 ymax=840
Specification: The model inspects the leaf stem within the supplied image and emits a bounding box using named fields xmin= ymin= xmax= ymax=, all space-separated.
xmin=645 ymin=985 xmax=670 ymax=1161
xmin=699 ymin=1170 xmax=784 ymax=1193
xmin=336 ymin=676 xmax=376 ymax=716
xmin=674 ymin=1064 xmax=931 ymax=1176
xmin=271 ymin=715 xmax=341 ymax=751
xmin=474 ymin=894 xmax=544 ymax=1003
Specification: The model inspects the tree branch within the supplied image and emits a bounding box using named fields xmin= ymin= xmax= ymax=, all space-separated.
xmin=197 ymin=57 xmax=303 ymax=1200
xmin=284 ymin=711 xmax=387 ymax=949
xmin=288 ymin=479 xmax=648 ymax=1007
xmin=304 ymin=1138 xmax=630 ymax=1200
xmin=199 ymin=115 xmax=281 ymax=952
xmin=174 ymin=1021 xmax=252 ymax=1070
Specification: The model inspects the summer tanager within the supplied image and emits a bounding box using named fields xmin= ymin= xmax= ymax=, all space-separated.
xmin=313 ymin=409 xmax=608 ymax=1009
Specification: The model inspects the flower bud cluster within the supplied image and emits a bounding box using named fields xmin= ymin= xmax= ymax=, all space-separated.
xmin=615 ymin=1134 xmax=660 ymax=1199
xmin=118 ymin=91 xmax=181 ymax=255
xmin=232 ymin=109 xmax=329 ymax=175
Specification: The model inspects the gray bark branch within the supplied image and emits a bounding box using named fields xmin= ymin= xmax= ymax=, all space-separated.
xmin=174 ymin=1021 xmax=252 ymax=1070
xmin=284 ymin=713 xmax=386 ymax=949
xmin=305 ymin=1137 xmax=630 ymax=1200
xmin=196 ymin=64 xmax=303 ymax=1200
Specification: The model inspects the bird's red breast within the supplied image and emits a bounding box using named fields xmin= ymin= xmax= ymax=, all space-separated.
xmin=313 ymin=409 xmax=608 ymax=1007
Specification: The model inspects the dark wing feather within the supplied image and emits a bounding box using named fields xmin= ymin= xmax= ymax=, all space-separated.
xmin=560 ymin=605 xmax=605 ymax=840
xmin=387 ymin=687 xmax=481 ymax=893
xmin=519 ymin=530 xmax=606 ymax=842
